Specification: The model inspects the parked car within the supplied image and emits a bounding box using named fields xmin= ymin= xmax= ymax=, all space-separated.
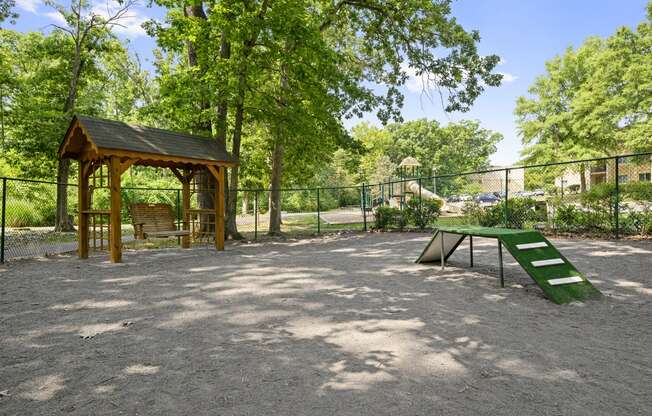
xmin=476 ymin=194 xmax=501 ymax=205
xmin=446 ymin=195 xmax=461 ymax=202
xmin=530 ymin=189 xmax=545 ymax=197
xmin=459 ymin=194 xmax=473 ymax=202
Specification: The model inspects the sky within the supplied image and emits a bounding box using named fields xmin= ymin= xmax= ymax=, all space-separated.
xmin=8 ymin=0 xmax=651 ymax=165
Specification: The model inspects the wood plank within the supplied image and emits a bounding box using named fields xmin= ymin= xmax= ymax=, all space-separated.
xmin=78 ymin=160 xmax=89 ymax=259
xmin=182 ymin=176 xmax=190 ymax=248
xmin=109 ymin=156 xmax=122 ymax=263
xmin=97 ymin=148 xmax=237 ymax=168
xmin=215 ymin=166 xmax=225 ymax=251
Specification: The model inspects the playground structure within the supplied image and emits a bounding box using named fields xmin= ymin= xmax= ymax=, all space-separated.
xmin=373 ymin=157 xmax=449 ymax=212
xmin=416 ymin=225 xmax=603 ymax=304
xmin=58 ymin=115 xmax=236 ymax=263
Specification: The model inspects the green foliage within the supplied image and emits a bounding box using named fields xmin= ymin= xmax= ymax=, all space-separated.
xmin=374 ymin=206 xmax=406 ymax=230
xmin=463 ymin=197 xmax=541 ymax=228
xmin=6 ymin=199 xmax=44 ymax=227
xmin=516 ymin=8 xmax=652 ymax=163
xmin=623 ymin=181 xmax=652 ymax=202
xmin=0 ymin=0 xmax=17 ymax=26
xmin=620 ymin=211 xmax=652 ymax=236
xmin=404 ymin=197 xmax=441 ymax=230
xmin=0 ymin=28 xmax=149 ymax=179
xmin=348 ymin=119 xmax=502 ymax=193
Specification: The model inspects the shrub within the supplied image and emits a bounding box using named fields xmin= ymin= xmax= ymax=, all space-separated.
xmin=623 ymin=181 xmax=652 ymax=202
xmin=620 ymin=210 xmax=652 ymax=236
xmin=554 ymin=203 xmax=582 ymax=233
xmin=462 ymin=201 xmax=500 ymax=227
xmin=404 ymin=197 xmax=441 ymax=229
xmin=463 ymin=197 xmax=540 ymax=228
xmin=6 ymin=199 xmax=45 ymax=227
xmin=374 ymin=206 xmax=406 ymax=230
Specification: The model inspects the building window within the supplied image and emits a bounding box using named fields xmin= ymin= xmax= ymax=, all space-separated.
xmin=639 ymin=172 xmax=651 ymax=182
xmin=618 ymin=175 xmax=629 ymax=184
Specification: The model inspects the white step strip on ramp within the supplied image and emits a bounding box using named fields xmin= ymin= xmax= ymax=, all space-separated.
xmin=548 ymin=276 xmax=583 ymax=286
xmin=516 ymin=242 xmax=548 ymax=250
xmin=531 ymin=258 xmax=565 ymax=267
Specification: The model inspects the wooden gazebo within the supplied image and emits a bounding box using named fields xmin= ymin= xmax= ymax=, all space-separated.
xmin=58 ymin=115 xmax=237 ymax=263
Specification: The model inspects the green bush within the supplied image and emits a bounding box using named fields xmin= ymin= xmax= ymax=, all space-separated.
xmin=374 ymin=206 xmax=406 ymax=230
xmin=463 ymin=197 xmax=540 ymax=228
xmin=404 ymin=197 xmax=441 ymax=229
xmin=6 ymin=199 xmax=45 ymax=227
xmin=553 ymin=203 xmax=582 ymax=233
xmin=623 ymin=181 xmax=652 ymax=202
xmin=620 ymin=210 xmax=652 ymax=236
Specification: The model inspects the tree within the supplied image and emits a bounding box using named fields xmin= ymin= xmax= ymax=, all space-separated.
xmin=516 ymin=2 xmax=652 ymax=187
xmin=263 ymin=0 xmax=502 ymax=234
xmin=0 ymin=0 xmax=17 ymax=26
xmin=515 ymin=40 xmax=608 ymax=192
xmin=0 ymin=28 xmax=147 ymax=178
xmin=47 ymin=0 xmax=136 ymax=231
xmin=572 ymin=3 xmax=652 ymax=153
xmin=348 ymin=119 xmax=501 ymax=189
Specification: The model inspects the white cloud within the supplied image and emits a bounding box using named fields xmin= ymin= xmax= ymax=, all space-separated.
xmin=16 ymin=0 xmax=40 ymax=13
xmin=91 ymin=1 xmax=148 ymax=37
xmin=41 ymin=1 xmax=148 ymax=37
xmin=44 ymin=11 xmax=67 ymax=26
xmin=401 ymin=62 xmax=434 ymax=94
xmin=498 ymin=72 xmax=518 ymax=83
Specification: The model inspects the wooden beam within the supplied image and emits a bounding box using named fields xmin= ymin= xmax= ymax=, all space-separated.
xmin=181 ymin=172 xmax=191 ymax=249
xmin=97 ymin=148 xmax=238 ymax=168
xmin=109 ymin=156 xmax=122 ymax=263
xmin=119 ymin=159 xmax=136 ymax=176
xmin=170 ymin=167 xmax=185 ymax=183
xmin=215 ymin=166 xmax=225 ymax=251
xmin=78 ymin=160 xmax=90 ymax=259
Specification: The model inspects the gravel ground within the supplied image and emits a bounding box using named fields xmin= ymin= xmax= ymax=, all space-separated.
xmin=0 ymin=232 xmax=650 ymax=416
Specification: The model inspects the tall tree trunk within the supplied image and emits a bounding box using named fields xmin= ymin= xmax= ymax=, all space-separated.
xmin=55 ymin=49 xmax=82 ymax=232
xmin=268 ymin=61 xmax=288 ymax=235
xmin=579 ymin=163 xmax=587 ymax=193
xmin=225 ymin=69 xmax=246 ymax=239
xmin=269 ymin=142 xmax=284 ymax=234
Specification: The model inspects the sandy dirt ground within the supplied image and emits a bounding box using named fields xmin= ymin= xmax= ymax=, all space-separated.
xmin=1 ymin=232 xmax=650 ymax=415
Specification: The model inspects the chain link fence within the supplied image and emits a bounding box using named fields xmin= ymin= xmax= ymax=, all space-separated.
xmin=2 ymin=152 xmax=651 ymax=262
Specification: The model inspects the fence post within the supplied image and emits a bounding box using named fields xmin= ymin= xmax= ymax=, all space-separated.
xmin=254 ymin=190 xmax=259 ymax=241
xmin=362 ymin=183 xmax=367 ymax=231
xmin=504 ymin=169 xmax=510 ymax=228
xmin=418 ymin=177 xmax=422 ymax=213
xmin=316 ymin=187 xmax=321 ymax=234
xmin=176 ymin=189 xmax=181 ymax=245
xmin=1 ymin=178 xmax=5 ymax=263
xmin=614 ymin=156 xmax=620 ymax=240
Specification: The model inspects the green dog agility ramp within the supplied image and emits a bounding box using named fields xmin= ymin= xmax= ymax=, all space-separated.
xmin=416 ymin=226 xmax=602 ymax=304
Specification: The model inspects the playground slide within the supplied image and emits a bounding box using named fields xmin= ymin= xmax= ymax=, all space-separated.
xmin=406 ymin=180 xmax=448 ymax=211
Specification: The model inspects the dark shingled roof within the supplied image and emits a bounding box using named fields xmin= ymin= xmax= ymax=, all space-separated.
xmin=65 ymin=115 xmax=235 ymax=164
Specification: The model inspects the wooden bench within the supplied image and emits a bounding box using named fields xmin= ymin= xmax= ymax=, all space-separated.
xmin=130 ymin=203 xmax=190 ymax=240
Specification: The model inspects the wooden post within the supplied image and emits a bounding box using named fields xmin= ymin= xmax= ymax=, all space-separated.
xmin=78 ymin=160 xmax=89 ymax=259
xmin=215 ymin=166 xmax=225 ymax=251
xmin=109 ymin=156 xmax=122 ymax=263
xmin=181 ymin=174 xmax=190 ymax=248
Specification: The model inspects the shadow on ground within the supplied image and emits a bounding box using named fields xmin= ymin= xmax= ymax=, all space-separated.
xmin=0 ymin=232 xmax=650 ymax=415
